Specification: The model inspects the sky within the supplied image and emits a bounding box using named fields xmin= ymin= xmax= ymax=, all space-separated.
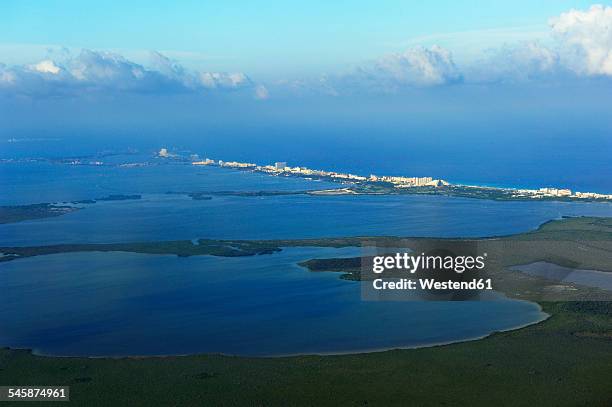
xmin=1 ymin=2 xmax=612 ymax=145
xmin=1 ymin=1 xmax=612 ymax=92
xmin=1 ymin=2 xmax=612 ymax=191
xmin=0 ymin=1 xmax=608 ymax=77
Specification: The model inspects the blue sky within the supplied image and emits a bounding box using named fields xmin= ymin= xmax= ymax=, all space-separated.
xmin=1 ymin=2 xmax=612 ymax=128
xmin=1 ymin=0 xmax=605 ymax=78
xmin=1 ymin=2 xmax=612 ymax=192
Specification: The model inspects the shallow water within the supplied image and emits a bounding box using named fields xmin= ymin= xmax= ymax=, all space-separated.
xmin=511 ymin=262 xmax=612 ymax=291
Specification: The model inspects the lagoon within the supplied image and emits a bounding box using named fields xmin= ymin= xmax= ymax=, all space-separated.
xmin=1 ymin=162 xmax=610 ymax=357
xmin=0 ymin=248 xmax=546 ymax=357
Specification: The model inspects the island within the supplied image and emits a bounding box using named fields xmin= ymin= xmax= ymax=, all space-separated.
xmin=191 ymin=154 xmax=612 ymax=202
xmin=2 ymin=151 xmax=612 ymax=230
xmin=0 ymin=203 xmax=79 ymax=224
xmin=0 ymin=195 xmax=142 ymax=224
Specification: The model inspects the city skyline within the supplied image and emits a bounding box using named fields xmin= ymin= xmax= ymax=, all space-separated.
xmin=174 ymin=148 xmax=612 ymax=200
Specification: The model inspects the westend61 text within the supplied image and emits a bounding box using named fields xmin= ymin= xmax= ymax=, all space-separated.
xmin=372 ymin=278 xmax=493 ymax=291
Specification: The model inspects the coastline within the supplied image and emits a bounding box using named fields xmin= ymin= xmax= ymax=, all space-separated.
xmin=0 ymin=216 xmax=609 ymax=358
xmin=3 ymin=302 xmax=549 ymax=359
xmin=205 ymin=157 xmax=612 ymax=202
xmin=2 ymin=216 xmax=611 ymax=269
xmin=1 ymin=301 xmax=610 ymax=406
xmin=1 ymin=207 xmax=610 ymax=405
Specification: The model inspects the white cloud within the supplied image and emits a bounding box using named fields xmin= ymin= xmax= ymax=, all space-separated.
xmin=199 ymin=72 xmax=251 ymax=89
xmin=254 ymin=84 xmax=269 ymax=100
xmin=393 ymin=25 xmax=550 ymax=64
xmin=66 ymin=50 xmax=165 ymax=91
xmin=550 ymin=5 xmax=612 ymax=76
xmin=32 ymin=60 xmax=61 ymax=74
xmin=0 ymin=49 xmax=256 ymax=97
xmin=264 ymin=46 xmax=463 ymax=97
xmin=355 ymin=45 xmax=462 ymax=90
xmin=3 ymin=5 xmax=612 ymax=99
xmin=0 ymin=65 xmax=17 ymax=84
xmin=468 ymin=41 xmax=562 ymax=83
xmin=316 ymin=45 xmax=463 ymax=95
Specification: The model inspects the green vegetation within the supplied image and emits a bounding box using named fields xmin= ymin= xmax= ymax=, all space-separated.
xmin=201 ymin=176 xmax=612 ymax=202
xmin=3 ymin=216 xmax=611 ymax=276
xmin=298 ymin=216 xmax=612 ymax=302
xmin=1 ymin=302 xmax=610 ymax=406
xmin=0 ymin=240 xmax=282 ymax=263
xmin=187 ymin=193 xmax=213 ymax=200
xmin=73 ymin=194 xmax=142 ymax=204
xmin=0 ymin=195 xmax=142 ymax=224
xmin=1 ymin=216 xmax=611 ymax=405
xmin=4 ymin=182 xmax=609 ymax=226
xmin=0 ymin=204 xmax=78 ymax=225
xmin=300 ymin=216 xmax=612 ymax=272
xmin=94 ymin=194 xmax=141 ymax=201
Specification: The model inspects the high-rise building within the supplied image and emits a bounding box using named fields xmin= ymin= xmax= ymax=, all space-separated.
xmin=275 ymin=162 xmax=287 ymax=170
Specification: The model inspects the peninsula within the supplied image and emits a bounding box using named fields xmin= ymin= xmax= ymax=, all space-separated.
xmin=2 ymin=216 xmax=611 ymax=303
xmin=182 ymin=150 xmax=612 ymax=202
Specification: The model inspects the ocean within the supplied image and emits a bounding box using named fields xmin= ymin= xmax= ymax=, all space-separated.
xmin=0 ymin=153 xmax=611 ymax=356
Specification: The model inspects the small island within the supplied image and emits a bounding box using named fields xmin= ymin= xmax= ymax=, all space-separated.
xmin=0 ymin=195 xmax=142 ymax=224
xmin=0 ymin=203 xmax=79 ymax=224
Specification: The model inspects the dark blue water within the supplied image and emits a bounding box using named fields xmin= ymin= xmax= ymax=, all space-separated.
xmin=1 ymin=162 xmax=612 ymax=247
xmin=0 ymin=160 xmax=610 ymax=356
xmin=3 ymin=121 xmax=612 ymax=194
xmin=0 ymin=249 xmax=545 ymax=357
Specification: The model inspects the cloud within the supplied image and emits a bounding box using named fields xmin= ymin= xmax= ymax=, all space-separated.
xmin=3 ymin=5 xmax=612 ymax=100
xmin=32 ymin=60 xmax=61 ymax=74
xmin=305 ymin=45 xmax=463 ymax=95
xmin=254 ymin=84 xmax=269 ymax=100
xmin=200 ymin=72 xmax=251 ymax=89
xmin=351 ymin=45 xmax=463 ymax=91
xmin=149 ymin=51 xmax=252 ymax=90
xmin=468 ymin=41 xmax=562 ymax=83
xmin=0 ymin=49 xmax=255 ymax=97
xmin=463 ymin=5 xmax=612 ymax=84
xmin=550 ymin=4 xmax=612 ymax=76
xmin=265 ymin=46 xmax=463 ymax=97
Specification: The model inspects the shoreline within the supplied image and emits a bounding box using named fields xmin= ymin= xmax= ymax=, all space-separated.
xmin=1 ymin=212 xmax=611 ymax=405
xmin=2 ymin=215 xmax=611 ymax=265
xmin=1 ymin=303 xmax=549 ymax=360
xmin=1 ymin=216 xmax=609 ymax=359
xmin=205 ymin=157 xmax=612 ymax=202
xmin=2 ymin=178 xmax=612 ymax=225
